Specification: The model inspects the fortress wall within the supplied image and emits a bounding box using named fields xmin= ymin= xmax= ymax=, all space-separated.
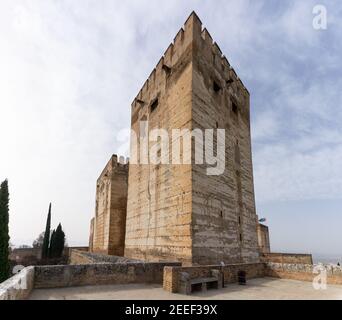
xmin=262 ymin=253 xmax=313 ymax=265
xmin=266 ymin=262 xmax=342 ymax=285
xmin=163 ymin=263 xmax=265 ymax=293
xmin=91 ymin=155 xmax=128 ymax=256
xmin=0 ymin=267 xmax=35 ymax=300
xmin=124 ymin=14 xmax=201 ymax=263
xmin=34 ymin=262 xmax=181 ymax=289
xmin=257 ymin=223 xmax=271 ymax=254
xmin=190 ymin=14 xmax=259 ymax=265
xmin=125 ymin=12 xmax=259 ymax=265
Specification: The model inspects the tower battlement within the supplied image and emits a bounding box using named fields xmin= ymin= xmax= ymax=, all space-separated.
xmin=125 ymin=12 xmax=259 ymax=265
xmin=96 ymin=154 xmax=129 ymax=185
xmin=131 ymin=11 xmax=249 ymax=114
xmin=91 ymin=154 xmax=129 ymax=256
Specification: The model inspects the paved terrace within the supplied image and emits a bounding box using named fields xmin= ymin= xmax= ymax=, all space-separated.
xmin=29 ymin=278 xmax=342 ymax=300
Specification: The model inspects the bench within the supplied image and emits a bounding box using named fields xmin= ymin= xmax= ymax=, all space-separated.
xmin=179 ymin=270 xmax=223 ymax=295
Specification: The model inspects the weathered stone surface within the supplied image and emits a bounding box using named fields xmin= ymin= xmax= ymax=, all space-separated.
xmin=257 ymin=223 xmax=271 ymax=254
xmin=34 ymin=262 xmax=181 ymax=289
xmin=69 ymin=249 xmax=141 ymax=265
xmin=163 ymin=263 xmax=265 ymax=293
xmin=90 ymin=155 xmax=128 ymax=256
xmin=261 ymin=253 xmax=313 ymax=265
xmin=0 ymin=267 xmax=35 ymax=300
xmin=124 ymin=12 xmax=260 ymax=265
xmin=265 ymin=262 xmax=342 ymax=285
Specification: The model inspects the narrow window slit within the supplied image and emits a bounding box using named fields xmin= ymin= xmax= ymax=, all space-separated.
xmin=150 ymin=99 xmax=159 ymax=113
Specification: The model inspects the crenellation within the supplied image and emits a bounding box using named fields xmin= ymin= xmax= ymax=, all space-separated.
xmin=173 ymin=28 xmax=185 ymax=48
xmin=164 ymin=43 xmax=174 ymax=65
xmin=131 ymin=12 xmax=205 ymax=111
xmin=212 ymin=42 xmax=223 ymax=57
xmin=201 ymin=28 xmax=213 ymax=44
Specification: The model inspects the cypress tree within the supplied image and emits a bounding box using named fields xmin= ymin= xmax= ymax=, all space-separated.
xmin=42 ymin=203 xmax=51 ymax=259
xmin=54 ymin=223 xmax=65 ymax=258
xmin=0 ymin=180 xmax=10 ymax=282
xmin=49 ymin=224 xmax=65 ymax=258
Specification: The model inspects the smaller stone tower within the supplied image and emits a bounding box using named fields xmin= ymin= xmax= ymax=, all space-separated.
xmin=257 ymin=223 xmax=271 ymax=254
xmin=89 ymin=155 xmax=129 ymax=256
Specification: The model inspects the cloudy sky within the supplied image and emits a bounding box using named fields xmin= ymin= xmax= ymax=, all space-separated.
xmin=0 ymin=0 xmax=341 ymax=257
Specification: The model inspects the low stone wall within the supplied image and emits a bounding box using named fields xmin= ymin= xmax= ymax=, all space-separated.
xmin=34 ymin=262 xmax=181 ymax=289
xmin=9 ymin=247 xmax=89 ymax=266
xmin=69 ymin=249 xmax=141 ymax=265
xmin=261 ymin=253 xmax=313 ymax=265
xmin=0 ymin=267 xmax=35 ymax=300
xmin=163 ymin=263 xmax=265 ymax=293
xmin=265 ymin=262 xmax=342 ymax=285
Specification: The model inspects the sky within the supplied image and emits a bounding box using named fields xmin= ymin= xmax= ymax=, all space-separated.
xmin=0 ymin=0 xmax=341 ymax=256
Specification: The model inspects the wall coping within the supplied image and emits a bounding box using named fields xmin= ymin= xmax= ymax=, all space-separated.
xmin=0 ymin=266 xmax=35 ymax=300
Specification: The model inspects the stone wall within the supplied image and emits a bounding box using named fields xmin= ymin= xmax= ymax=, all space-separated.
xmin=69 ymin=249 xmax=141 ymax=265
xmin=257 ymin=223 xmax=270 ymax=254
xmin=163 ymin=263 xmax=265 ymax=293
xmin=265 ymin=262 xmax=342 ymax=285
xmin=91 ymin=155 xmax=129 ymax=256
xmin=89 ymin=218 xmax=94 ymax=252
xmin=9 ymin=247 xmax=88 ymax=266
xmin=0 ymin=267 xmax=35 ymax=300
xmin=124 ymin=13 xmax=195 ymax=263
xmin=191 ymin=13 xmax=259 ymax=265
xmin=125 ymin=12 xmax=259 ymax=265
xmin=261 ymin=253 xmax=313 ymax=265
xmin=34 ymin=262 xmax=181 ymax=289
xmin=9 ymin=248 xmax=42 ymax=264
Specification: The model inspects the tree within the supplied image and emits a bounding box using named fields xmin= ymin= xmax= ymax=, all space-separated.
xmin=0 ymin=180 xmax=10 ymax=282
xmin=33 ymin=232 xmax=46 ymax=248
xmin=41 ymin=203 xmax=51 ymax=259
xmin=49 ymin=224 xmax=65 ymax=258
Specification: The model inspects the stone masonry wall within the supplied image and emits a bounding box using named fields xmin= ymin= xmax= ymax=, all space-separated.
xmin=124 ymin=14 xmax=196 ymax=263
xmin=265 ymin=262 xmax=342 ymax=285
xmin=125 ymin=12 xmax=260 ymax=265
xmin=257 ymin=223 xmax=271 ymax=254
xmin=0 ymin=267 xmax=35 ymax=300
xmin=191 ymin=13 xmax=259 ymax=265
xmin=69 ymin=249 xmax=141 ymax=265
xmin=34 ymin=262 xmax=181 ymax=289
xmin=261 ymin=253 xmax=313 ymax=265
xmin=163 ymin=263 xmax=265 ymax=293
xmin=92 ymin=155 xmax=128 ymax=256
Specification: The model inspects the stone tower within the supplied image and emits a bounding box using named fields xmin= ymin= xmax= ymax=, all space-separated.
xmin=90 ymin=155 xmax=128 ymax=256
xmin=124 ymin=12 xmax=259 ymax=265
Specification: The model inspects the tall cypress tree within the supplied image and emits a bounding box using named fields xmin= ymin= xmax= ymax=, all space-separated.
xmin=55 ymin=223 xmax=65 ymax=258
xmin=50 ymin=223 xmax=65 ymax=258
xmin=41 ymin=203 xmax=51 ymax=259
xmin=0 ymin=180 xmax=10 ymax=282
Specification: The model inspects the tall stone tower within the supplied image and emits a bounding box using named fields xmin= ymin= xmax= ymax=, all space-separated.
xmin=124 ymin=12 xmax=259 ymax=265
xmin=90 ymin=155 xmax=128 ymax=256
